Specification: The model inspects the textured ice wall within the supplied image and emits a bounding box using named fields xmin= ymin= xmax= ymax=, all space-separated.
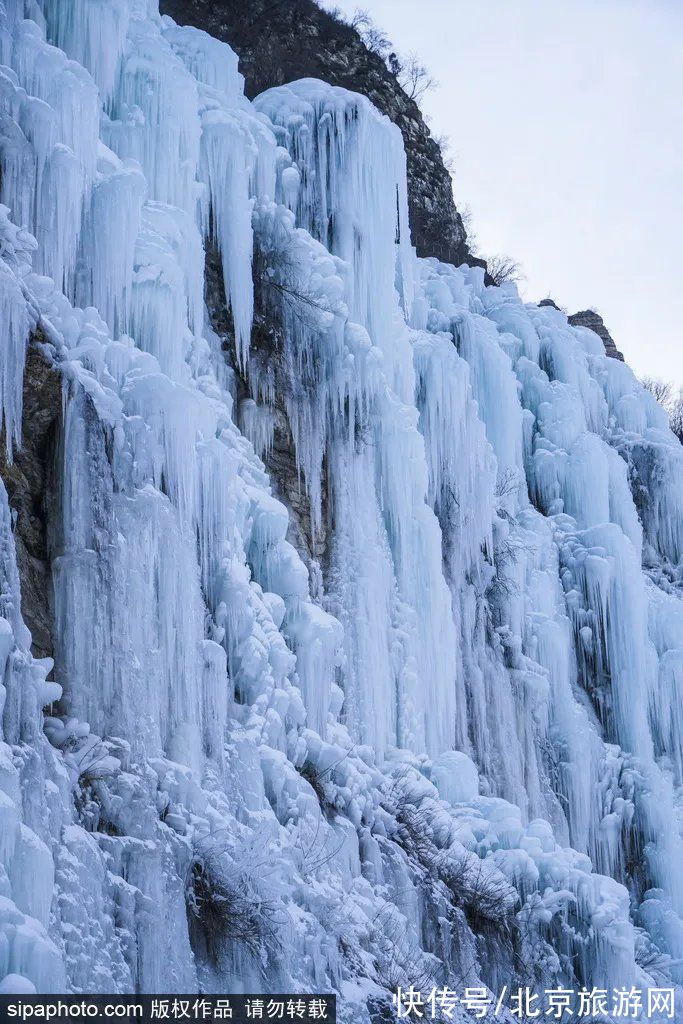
xmin=0 ymin=0 xmax=682 ymax=1016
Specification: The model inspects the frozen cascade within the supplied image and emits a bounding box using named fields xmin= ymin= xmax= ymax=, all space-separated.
xmin=255 ymin=82 xmax=458 ymax=757
xmin=0 ymin=0 xmax=682 ymax=1015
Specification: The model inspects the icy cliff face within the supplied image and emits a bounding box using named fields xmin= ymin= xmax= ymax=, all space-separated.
xmin=1 ymin=0 xmax=683 ymax=1016
xmin=157 ymin=0 xmax=475 ymax=272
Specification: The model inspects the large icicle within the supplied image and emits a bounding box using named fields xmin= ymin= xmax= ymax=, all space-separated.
xmin=255 ymin=81 xmax=458 ymax=758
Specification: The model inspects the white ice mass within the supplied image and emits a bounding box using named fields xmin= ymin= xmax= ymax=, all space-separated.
xmin=0 ymin=0 xmax=682 ymax=1017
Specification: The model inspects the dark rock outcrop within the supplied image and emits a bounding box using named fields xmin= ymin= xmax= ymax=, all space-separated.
xmin=0 ymin=330 xmax=61 ymax=661
xmin=568 ymin=309 xmax=624 ymax=361
xmin=205 ymin=244 xmax=328 ymax=582
xmin=159 ymin=0 xmax=477 ymax=269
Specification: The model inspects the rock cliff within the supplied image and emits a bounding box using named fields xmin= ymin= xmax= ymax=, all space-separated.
xmin=568 ymin=308 xmax=625 ymax=361
xmin=158 ymin=0 xmax=477 ymax=269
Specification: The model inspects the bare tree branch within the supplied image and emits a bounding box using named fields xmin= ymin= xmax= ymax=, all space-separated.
xmin=397 ymin=52 xmax=438 ymax=102
xmin=641 ymin=376 xmax=675 ymax=410
xmin=487 ymin=253 xmax=525 ymax=286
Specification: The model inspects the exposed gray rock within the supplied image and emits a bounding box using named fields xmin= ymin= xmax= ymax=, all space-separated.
xmin=0 ymin=329 xmax=61 ymax=661
xmin=568 ymin=308 xmax=624 ymax=361
xmin=204 ymin=244 xmax=328 ymax=583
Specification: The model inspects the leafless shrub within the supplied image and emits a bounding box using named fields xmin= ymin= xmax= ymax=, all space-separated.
xmin=299 ymin=759 xmax=335 ymax=811
xmin=254 ymin=236 xmax=346 ymax=336
xmin=349 ymin=9 xmax=437 ymax=107
xmin=297 ymin=745 xmax=355 ymax=809
xmin=375 ymin=934 xmax=441 ymax=1010
xmin=74 ymin=746 xmax=118 ymax=787
xmin=383 ymin=769 xmax=434 ymax=860
xmin=294 ymin=765 xmax=344 ymax=878
xmin=394 ymin=799 xmax=440 ymax=875
xmin=295 ymin=749 xmax=358 ymax=876
xmin=669 ymin=392 xmax=683 ymax=444
xmin=351 ymin=9 xmax=391 ymax=59
xmin=186 ymin=832 xmax=285 ymax=968
xmin=375 ymin=773 xmax=545 ymax=1000
xmin=634 ymin=934 xmax=671 ymax=985
xmin=389 ymin=777 xmax=517 ymax=939
xmin=485 ymin=470 xmax=527 ymax=605
xmin=188 ymin=859 xmax=272 ymax=960
xmin=366 ymin=898 xmax=443 ymax=1010
xmin=495 ymin=468 xmax=521 ymax=516
xmin=297 ymin=821 xmax=346 ymax=880
xmin=459 ymin=203 xmax=478 ymax=253
xmin=487 ymin=254 xmax=525 ymax=287
xmin=640 ymin=378 xmax=683 ymax=443
xmin=440 ymin=855 xmax=518 ymax=937
xmin=61 ymin=739 xmax=121 ymax=833
xmin=641 ymin=376 xmax=675 ymax=410
xmin=486 ymin=531 xmax=524 ymax=605
xmin=398 ymin=53 xmax=438 ymax=102
xmin=513 ymin=893 xmax=564 ymax=989
xmin=432 ymin=133 xmax=455 ymax=174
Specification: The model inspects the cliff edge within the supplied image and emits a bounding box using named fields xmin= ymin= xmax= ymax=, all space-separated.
xmin=159 ymin=0 xmax=479 ymax=270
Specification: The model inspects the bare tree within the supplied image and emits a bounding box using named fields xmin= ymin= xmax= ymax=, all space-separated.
xmin=350 ymin=10 xmax=437 ymax=107
xmin=458 ymin=203 xmax=478 ymax=253
xmin=641 ymin=376 xmax=675 ymax=410
xmin=351 ymin=9 xmax=391 ymax=59
xmin=640 ymin=378 xmax=683 ymax=443
xmin=186 ymin=829 xmax=286 ymax=968
xmin=495 ymin=467 xmax=521 ymax=512
xmin=487 ymin=253 xmax=524 ymax=286
xmin=350 ymin=7 xmax=371 ymax=30
xmin=398 ymin=52 xmax=438 ymax=102
xmin=669 ymin=390 xmax=683 ymax=444
xmin=432 ymin=133 xmax=455 ymax=174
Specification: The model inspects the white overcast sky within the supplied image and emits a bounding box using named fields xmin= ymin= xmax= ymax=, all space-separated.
xmin=322 ymin=0 xmax=683 ymax=385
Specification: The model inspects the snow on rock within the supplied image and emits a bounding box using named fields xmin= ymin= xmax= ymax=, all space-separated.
xmin=0 ymin=0 xmax=682 ymax=1015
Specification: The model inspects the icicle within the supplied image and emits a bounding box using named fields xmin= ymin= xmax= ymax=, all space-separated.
xmin=105 ymin=13 xmax=201 ymax=215
xmin=161 ymin=17 xmax=243 ymax=101
xmin=197 ymin=101 xmax=256 ymax=366
xmin=0 ymin=257 xmax=29 ymax=460
xmin=74 ymin=144 xmax=145 ymax=337
xmin=129 ymin=201 xmax=204 ymax=380
xmin=38 ymin=0 xmax=131 ymax=104
xmin=255 ymin=79 xmax=415 ymax=398
xmin=1 ymin=20 xmax=100 ymax=293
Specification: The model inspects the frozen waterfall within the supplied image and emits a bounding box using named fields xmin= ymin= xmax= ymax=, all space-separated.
xmin=0 ymin=0 xmax=682 ymax=1017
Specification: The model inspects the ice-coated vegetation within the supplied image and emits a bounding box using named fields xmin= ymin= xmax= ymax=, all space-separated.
xmin=0 ymin=1 xmax=683 ymax=1018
